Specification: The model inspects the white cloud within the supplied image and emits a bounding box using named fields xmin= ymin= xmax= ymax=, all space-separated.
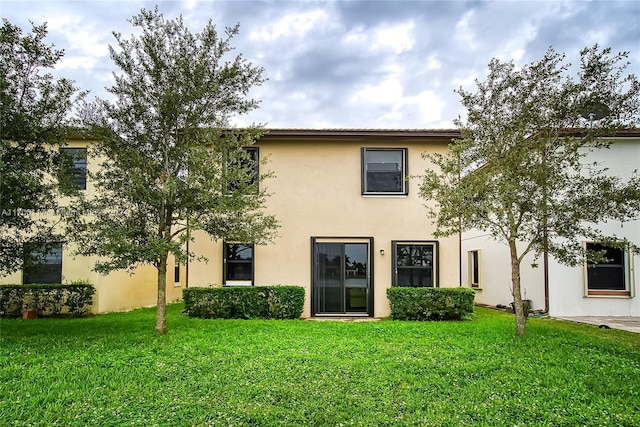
xmin=452 ymin=72 xmax=479 ymax=89
xmin=426 ymin=54 xmax=442 ymax=71
xmin=351 ymin=78 xmax=404 ymax=105
xmin=374 ymin=22 xmax=415 ymax=54
xmin=454 ymin=10 xmax=476 ymax=49
xmin=414 ymin=90 xmax=445 ymax=123
xmin=249 ymin=10 xmax=329 ymax=42
xmin=1 ymin=0 xmax=636 ymax=129
xmin=57 ymin=55 xmax=99 ymax=71
xmin=45 ymin=14 xmax=110 ymax=61
xmin=342 ymin=21 xmax=415 ymax=54
xmin=343 ymin=26 xmax=367 ymax=45
xmin=181 ymin=0 xmax=198 ymax=11
xmin=350 ymin=78 xmax=445 ymax=125
xmin=494 ymin=22 xmax=538 ymax=62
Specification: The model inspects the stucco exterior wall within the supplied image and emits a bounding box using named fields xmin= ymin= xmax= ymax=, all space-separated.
xmin=461 ymin=137 xmax=640 ymax=317
xmin=2 ymin=131 xmax=461 ymax=316
xmin=187 ymin=132 xmax=462 ymax=318
xmin=0 ymin=137 xmax=183 ymax=313
xmin=547 ymin=139 xmax=640 ymax=316
xmin=461 ymin=229 xmax=546 ymax=311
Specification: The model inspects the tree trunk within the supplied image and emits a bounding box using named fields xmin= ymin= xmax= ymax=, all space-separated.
xmin=509 ymin=239 xmax=527 ymax=337
xmin=155 ymin=255 xmax=168 ymax=334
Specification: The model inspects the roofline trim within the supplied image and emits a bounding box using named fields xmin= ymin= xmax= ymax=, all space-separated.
xmin=263 ymin=128 xmax=461 ymax=139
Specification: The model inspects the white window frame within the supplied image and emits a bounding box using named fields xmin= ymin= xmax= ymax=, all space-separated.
xmin=583 ymin=242 xmax=634 ymax=298
xmin=468 ymin=249 xmax=481 ymax=289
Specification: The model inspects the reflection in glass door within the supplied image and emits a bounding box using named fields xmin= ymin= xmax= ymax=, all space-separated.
xmin=314 ymin=242 xmax=370 ymax=315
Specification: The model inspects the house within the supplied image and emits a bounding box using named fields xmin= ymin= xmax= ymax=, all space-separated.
xmin=462 ymin=132 xmax=640 ymax=317
xmin=189 ymin=129 xmax=462 ymax=318
xmin=1 ymin=129 xmax=463 ymax=318
xmin=0 ymin=137 xmax=183 ymax=313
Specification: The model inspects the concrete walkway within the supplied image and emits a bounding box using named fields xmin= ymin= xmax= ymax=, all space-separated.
xmin=553 ymin=316 xmax=640 ymax=334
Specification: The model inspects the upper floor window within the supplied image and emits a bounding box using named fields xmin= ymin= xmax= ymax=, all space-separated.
xmin=361 ymin=148 xmax=408 ymax=195
xmin=227 ymin=147 xmax=259 ymax=194
xmin=23 ymin=243 xmax=63 ymax=284
xmin=392 ymin=241 xmax=438 ymax=287
xmin=60 ymin=148 xmax=87 ymax=190
xmin=585 ymin=242 xmax=631 ymax=297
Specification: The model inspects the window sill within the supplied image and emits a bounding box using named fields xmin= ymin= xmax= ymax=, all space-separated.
xmin=173 ymin=282 xmax=181 ymax=288
xmin=362 ymin=194 xmax=408 ymax=198
xmin=586 ymin=290 xmax=631 ymax=298
xmin=224 ymin=282 xmax=254 ymax=287
xmin=471 ymin=286 xmax=482 ymax=291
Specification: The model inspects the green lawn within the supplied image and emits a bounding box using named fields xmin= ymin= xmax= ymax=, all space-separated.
xmin=1 ymin=305 xmax=638 ymax=427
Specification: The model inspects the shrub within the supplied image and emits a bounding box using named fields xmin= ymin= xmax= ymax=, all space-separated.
xmin=183 ymin=286 xmax=305 ymax=319
xmin=387 ymin=287 xmax=475 ymax=321
xmin=0 ymin=282 xmax=95 ymax=318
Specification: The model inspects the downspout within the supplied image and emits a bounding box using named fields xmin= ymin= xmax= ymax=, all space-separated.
xmin=542 ymin=134 xmax=549 ymax=313
xmin=459 ymin=226 xmax=463 ymax=287
xmin=458 ymin=149 xmax=463 ymax=287
xmin=543 ymin=239 xmax=549 ymax=313
xmin=185 ymin=237 xmax=189 ymax=288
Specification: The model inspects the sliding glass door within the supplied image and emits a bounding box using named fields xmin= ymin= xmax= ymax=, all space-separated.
xmin=314 ymin=241 xmax=370 ymax=315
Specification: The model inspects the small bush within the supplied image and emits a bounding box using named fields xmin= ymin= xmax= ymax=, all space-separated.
xmin=183 ymin=286 xmax=305 ymax=319
xmin=0 ymin=282 xmax=95 ymax=318
xmin=387 ymin=287 xmax=475 ymax=321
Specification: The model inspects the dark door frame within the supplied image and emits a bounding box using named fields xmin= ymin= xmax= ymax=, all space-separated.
xmin=310 ymin=236 xmax=374 ymax=317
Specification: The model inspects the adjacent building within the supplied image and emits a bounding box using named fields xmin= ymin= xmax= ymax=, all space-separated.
xmin=462 ymin=132 xmax=640 ymax=317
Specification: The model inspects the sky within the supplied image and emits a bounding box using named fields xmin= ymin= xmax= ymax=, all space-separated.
xmin=2 ymin=0 xmax=639 ymax=129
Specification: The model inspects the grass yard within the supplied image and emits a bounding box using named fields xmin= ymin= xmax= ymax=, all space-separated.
xmin=1 ymin=305 xmax=639 ymax=427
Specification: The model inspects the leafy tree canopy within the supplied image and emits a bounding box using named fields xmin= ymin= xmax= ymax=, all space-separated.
xmin=0 ymin=19 xmax=83 ymax=275
xmin=70 ymin=7 xmax=278 ymax=333
xmin=420 ymin=45 xmax=640 ymax=336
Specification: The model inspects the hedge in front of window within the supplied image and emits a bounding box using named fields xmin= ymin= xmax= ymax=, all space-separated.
xmin=386 ymin=287 xmax=475 ymax=321
xmin=183 ymin=286 xmax=305 ymax=319
xmin=0 ymin=282 xmax=95 ymax=318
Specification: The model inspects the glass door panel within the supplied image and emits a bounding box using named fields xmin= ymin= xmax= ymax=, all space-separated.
xmin=316 ymin=243 xmax=343 ymax=313
xmin=315 ymin=242 xmax=369 ymax=315
xmin=345 ymin=244 xmax=368 ymax=312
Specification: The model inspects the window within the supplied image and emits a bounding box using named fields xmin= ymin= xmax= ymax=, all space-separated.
xmin=392 ymin=241 xmax=438 ymax=287
xmin=224 ymin=243 xmax=254 ymax=286
xmin=362 ymin=148 xmax=407 ymax=195
xmin=468 ymin=250 xmax=481 ymax=288
xmin=23 ymin=244 xmax=63 ymax=284
xmin=174 ymin=261 xmax=180 ymax=284
xmin=60 ymin=148 xmax=87 ymax=190
xmin=227 ymin=147 xmax=259 ymax=194
xmin=585 ymin=242 xmax=631 ymax=296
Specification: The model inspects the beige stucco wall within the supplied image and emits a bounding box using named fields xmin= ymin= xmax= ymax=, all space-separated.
xmin=187 ymin=134 xmax=461 ymax=318
xmin=2 ymin=132 xmax=460 ymax=316
xmin=0 ymin=137 xmax=183 ymax=313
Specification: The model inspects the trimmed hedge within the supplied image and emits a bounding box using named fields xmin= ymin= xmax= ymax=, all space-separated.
xmin=0 ymin=282 xmax=95 ymax=318
xmin=387 ymin=287 xmax=475 ymax=321
xmin=183 ymin=286 xmax=305 ymax=319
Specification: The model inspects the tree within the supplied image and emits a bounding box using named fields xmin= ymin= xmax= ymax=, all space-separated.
xmin=70 ymin=7 xmax=278 ymax=333
xmin=0 ymin=19 xmax=83 ymax=276
xmin=420 ymin=46 xmax=640 ymax=337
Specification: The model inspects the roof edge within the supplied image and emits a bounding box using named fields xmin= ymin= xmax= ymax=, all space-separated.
xmin=263 ymin=128 xmax=461 ymax=139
